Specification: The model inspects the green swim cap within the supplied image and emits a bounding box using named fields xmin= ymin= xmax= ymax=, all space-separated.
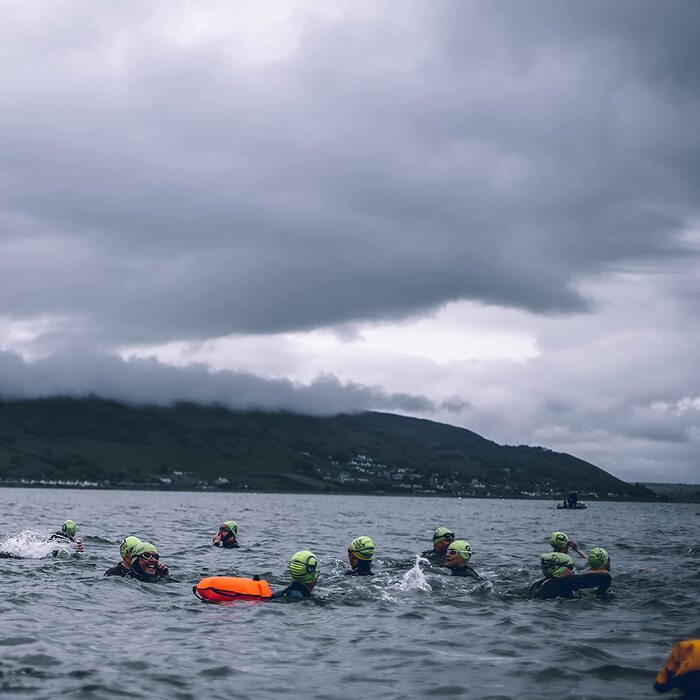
xmin=587 ymin=547 xmax=609 ymax=568
xmin=62 ymin=520 xmax=77 ymax=537
xmin=119 ymin=536 xmax=142 ymax=559
xmin=131 ymin=541 xmax=158 ymax=559
xmin=289 ymin=550 xmax=319 ymax=584
xmin=447 ymin=539 xmax=472 ymax=562
xmin=348 ymin=536 xmax=375 ymax=561
xmin=549 ymin=531 xmax=569 ymax=551
xmin=540 ymin=552 xmax=574 ymax=577
xmin=223 ymin=520 xmax=238 ymax=536
xmin=433 ymin=527 xmax=455 ymax=542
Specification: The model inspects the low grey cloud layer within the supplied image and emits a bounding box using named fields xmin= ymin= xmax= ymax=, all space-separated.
xmin=0 ymin=350 xmax=432 ymax=416
xmin=0 ymin=1 xmax=698 ymax=482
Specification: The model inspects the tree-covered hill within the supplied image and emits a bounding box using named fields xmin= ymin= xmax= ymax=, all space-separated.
xmin=0 ymin=397 xmax=655 ymax=500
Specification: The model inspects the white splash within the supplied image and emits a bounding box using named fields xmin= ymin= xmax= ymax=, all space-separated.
xmin=0 ymin=529 xmax=60 ymax=559
xmin=396 ymin=555 xmax=432 ymax=592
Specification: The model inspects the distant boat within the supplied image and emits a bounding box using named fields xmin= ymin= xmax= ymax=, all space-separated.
xmin=556 ymin=502 xmax=587 ymax=510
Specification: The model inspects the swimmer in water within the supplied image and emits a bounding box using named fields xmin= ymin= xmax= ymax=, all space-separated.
xmin=549 ymin=531 xmax=587 ymax=559
xmin=587 ymin=547 xmax=611 ymax=573
xmin=127 ymin=542 xmax=170 ymax=582
xmin=346 ymin=536 xmax=375 ymax=576
xmin=49 ymin=520 xmax=84 ymax=555
xmin=104 ymin=536 xmax=141 ymax=577
xmin=444 ymin=540 xmax=481 ymax=580
xmin=529 ymin=552 xmax=611 ymax=599
xmin=271 ymin=550 xmax=319 ymax=600
xmin=421 ymin=527 xmax=455 ymax=565
xmin=212 ymin=520 xmax=240 ymax=548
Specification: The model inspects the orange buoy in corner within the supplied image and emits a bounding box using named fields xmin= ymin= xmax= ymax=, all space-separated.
xmin=193 ymin=576 xmax=272 ymax=603
xmin=655 ymin=639 xmax=700 ymax=695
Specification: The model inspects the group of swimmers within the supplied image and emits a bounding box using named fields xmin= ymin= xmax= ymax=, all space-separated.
xmin=34 ymin=518 xmax=700 ymax=695
xmin=46 ymin=518 xmax=613 ymax=601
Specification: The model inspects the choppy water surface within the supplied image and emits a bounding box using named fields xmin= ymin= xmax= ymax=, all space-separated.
xmin=1 ymin=489 xmax=698 ymax=699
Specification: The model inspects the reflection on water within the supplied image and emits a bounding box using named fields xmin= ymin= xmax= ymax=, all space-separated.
xmin=0 ymin=488 xmax=698 ymax=699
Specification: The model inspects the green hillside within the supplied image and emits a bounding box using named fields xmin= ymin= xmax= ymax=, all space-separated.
xmin=0 ymin=397 xmax=655 ymax=500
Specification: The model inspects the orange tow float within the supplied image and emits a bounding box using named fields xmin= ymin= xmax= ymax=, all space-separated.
xmin=193 ymin=576 xmax=272 ymax=603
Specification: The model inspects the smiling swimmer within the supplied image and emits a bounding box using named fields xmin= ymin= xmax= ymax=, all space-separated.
xmin=127 ymin=542 xmax=170 ymax=582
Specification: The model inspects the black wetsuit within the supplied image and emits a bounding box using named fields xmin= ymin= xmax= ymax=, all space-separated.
xmin=270 ymin=581 xmax=312 ymax=600
xmin=215 ymin=532 xmax=240 ymax=549
xmin=450 ymin=565 xmax=481 ymax=580
xmin=104 ymin=562 xmax=130 ymax=577
xmin=529 ymin=573 xmax=612 ymax=599
xmin=421 ymin=549 xmax=446 ymax=565
xmin=49 ymin=531 xmax=75 ymax=556
xmin=127 ymin=561 xmax=170 ymax=582
xmin=345 ymin=560 xmax=373 ymax=576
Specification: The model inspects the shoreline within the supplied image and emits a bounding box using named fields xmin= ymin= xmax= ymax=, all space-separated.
xmin=1 ymin=483 xmax=694 ymax=502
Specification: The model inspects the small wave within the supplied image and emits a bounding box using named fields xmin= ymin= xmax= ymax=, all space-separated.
xmin=0 ymin=530 xmax=58 ymax=559
xmin=395 ymin=555 xmax=432 ymax=592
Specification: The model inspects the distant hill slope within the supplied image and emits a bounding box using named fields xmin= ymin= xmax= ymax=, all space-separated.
xmin=0 ymin=397 xmax=655 ymax=500
xmin=640 ymin=483 xmax=700 ymax=503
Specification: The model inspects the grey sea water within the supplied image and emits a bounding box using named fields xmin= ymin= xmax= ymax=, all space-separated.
xmin=0 ymin=488 xmax=698 ymax=699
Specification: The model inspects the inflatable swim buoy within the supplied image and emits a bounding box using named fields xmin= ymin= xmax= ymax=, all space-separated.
xmin=193 ymin=576 xmax=272 ymax=602
xmin=655 ymin=639 xmax=700 ymax=695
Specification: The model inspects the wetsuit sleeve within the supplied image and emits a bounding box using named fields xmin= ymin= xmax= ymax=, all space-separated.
xmin=466 ymin=566 xmax=481 ymax=580
xmin=270 ymin=586 xmax=291 ymax=599
xmin=104 ymin=564 xmax=125 ymax=577
xmin=530 ymin=577 xmax=575 ymax=600
xmin=568 ymin=572 xmax=611 ymax=598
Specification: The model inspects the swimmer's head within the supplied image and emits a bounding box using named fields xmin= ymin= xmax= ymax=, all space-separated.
xmin=587 ymin=547 xmax=609 ymax=569
xmin=445 ymin=540 xmax=472 ymax=568
xmin=222 ymin=520 xmax=238 ymax=536
xmin=549 ymin=531 xmax=569 ymax=552
xmin=348 ymin=536 xmax=375 ymax=561
xmin=119 ymin=536 xmax=141 ymax=564
xmin=213 ymin=520 xmax=238 ymax=546
xmin=540 ymin=552 xmax=574 ymax=578
xmin=289 ymin=550 xmax=319 ymax=586
xmin=62 ymin=520 xmax=77 ymax=537
xmin=131 ymin=541 xmax=159 ymax=575
xmin=433 ymin=527 xmax=455 ymax=554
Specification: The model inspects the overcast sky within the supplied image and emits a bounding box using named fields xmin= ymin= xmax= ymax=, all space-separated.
xmin=1 ymin=1 xmax=698 ymax=483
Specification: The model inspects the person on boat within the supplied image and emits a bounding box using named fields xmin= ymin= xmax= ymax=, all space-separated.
xmin=421 ymin=527 xmax=455 ymax=565
xmin=49 ymin=519 xmax=84 ymax=555
xmin=104 ymin=536 xmax=141 ymax=577
xmin=587 ymin=547 xmax=611 ymax=572
xmin=271 ymin=550 xmax=319 ymax=600
xmin=212 ymin=520 xmax=239 ymax=548
xmin=529 ymin=552 xmax=611 ymax=599
xmin=346 ymin=536 xmax=375 ymax=576
xmin=654 ymin=639 xmax=700 ymax=696
xmin=549 ymin=531 xmax=587 ymax=559
xmin=127 ymin=542 xmax=170 ymax=582
xmin=444 ymin=540 xmax=481 ymax=580
xmin=567 ymin=491 xmax=579 ymax=508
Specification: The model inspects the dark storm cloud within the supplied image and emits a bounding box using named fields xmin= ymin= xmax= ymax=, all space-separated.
xmin=0 ymin=350 xmax=434 ymax=415
xmin=0 ymin=1 xmax=698 ymax=347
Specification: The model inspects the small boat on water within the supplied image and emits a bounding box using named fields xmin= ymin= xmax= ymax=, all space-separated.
xmin=556 ymin=502 xmax=587 ymax=510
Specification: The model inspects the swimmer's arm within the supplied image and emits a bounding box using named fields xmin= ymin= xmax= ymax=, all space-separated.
xmin=570 ymin=541 xmax=587 ymax=559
